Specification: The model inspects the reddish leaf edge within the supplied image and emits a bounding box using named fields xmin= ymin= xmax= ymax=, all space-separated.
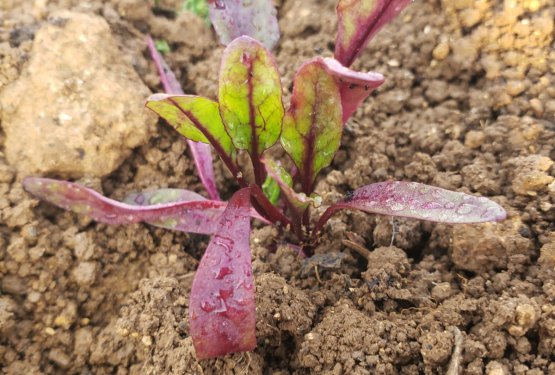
xmin=322 ymin=57 xmax=384 ymax=123
xmin=313 ymin=181 xmax=507 ymax=240
xmin=146 ymin=35 xmax=221 ymax=201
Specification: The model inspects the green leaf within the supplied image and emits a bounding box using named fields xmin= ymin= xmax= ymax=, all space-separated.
xmin=146 ymin=94 xmax=235 ymax=157
xmin=218 ymin=36 xmax=284 ymax=157
xmin=182 ymin=0 xmax=210 ymax=25
xmin=154 ymin=39 xmax=171 ymax=54
xmin=280 ymin=58 xmax=343 ymax=194
xmin=262 ymin=175 xmax=280 ymax=205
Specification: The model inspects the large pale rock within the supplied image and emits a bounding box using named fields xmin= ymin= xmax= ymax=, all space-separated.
xmin=0 ymin=11 xmax=155 ymax=178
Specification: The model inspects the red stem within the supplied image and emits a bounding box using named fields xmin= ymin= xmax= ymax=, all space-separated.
xmin=250 ymin=185 xmax=293 ymax=228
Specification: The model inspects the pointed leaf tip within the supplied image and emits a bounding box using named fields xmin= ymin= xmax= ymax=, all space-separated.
xmin=335 ymin=0 xmax=413 ymax=67
xmin=189 ymin=187 xmax=256 ymax=359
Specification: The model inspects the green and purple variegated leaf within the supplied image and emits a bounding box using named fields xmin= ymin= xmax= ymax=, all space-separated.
xmin=323 ymin=58 xmax=384 ymax=122
xmin=281 ymin=58 xmax=343 ymax=194
xmin=314 ymin=181 xmax=507 ymax=236
xmin=22 ymin=177 xmax=266 ymax=235
xmin=218 ymin=36 xmax=284 ymax=156
xmin=147 ymin=35 xmax=220 ymax=200
xmin=146 ymin=94 xmax=235 ymax=157
xmin=189 ymin=188 xmax=256 ymax=359
xmin=145 ymin=94 xmax=244 ymax=182
xmin=208 ymin=0 xmax=280 ymax=50
xmin=335 ymin=0 xmax=412 ymax=67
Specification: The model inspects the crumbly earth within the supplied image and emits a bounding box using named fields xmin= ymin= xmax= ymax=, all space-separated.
xmin=0 ymin=0 xmax=554 ymax=374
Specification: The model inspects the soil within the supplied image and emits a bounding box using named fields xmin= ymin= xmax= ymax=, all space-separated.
xmin=1 ymin=0 xmax=554 ymax=374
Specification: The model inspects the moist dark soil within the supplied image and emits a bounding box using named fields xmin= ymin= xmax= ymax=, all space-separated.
xmin=1 ymin=0 xmax=554 ymax=374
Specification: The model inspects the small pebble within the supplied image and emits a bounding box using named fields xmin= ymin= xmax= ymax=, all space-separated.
xmin=460 ymin=8 xmax=482 ymax=28
xmin=506 ymin=81 xmax=526 ymax=96
xmin=431 ymin=282 xmax=452 ymax=301
xmin=432 ymin=41 xmax=450 ymax=60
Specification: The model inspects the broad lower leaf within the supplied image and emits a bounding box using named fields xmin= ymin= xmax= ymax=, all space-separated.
xmin=147 ymin=35 xmax=220 ymax=200
xmin=335 ymin=0 xmax=412 ymax=67
xmin=208 ymin=0 xmax=280 ymax=50
xmin=22 ymin=177 xmax=255 ymax=235
xmin=189 ymin=188 xmax=256 ymax=359
xmin=219 ymin=36 xmax=284 ymax=156
xmin=281 ymin=58 xmax=343 ymax=194
xmin=323 ymin=57 xmax=384 ymax=122
xmin=314 ymin=181 xmax=507 ymax=236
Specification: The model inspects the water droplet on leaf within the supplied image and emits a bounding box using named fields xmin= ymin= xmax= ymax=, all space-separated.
xmin=200 ymin=300 xmax=216 ymax=313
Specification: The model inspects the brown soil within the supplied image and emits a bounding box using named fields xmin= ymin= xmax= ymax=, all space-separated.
xmin=1 ymin=0 xmax=554 ymax=374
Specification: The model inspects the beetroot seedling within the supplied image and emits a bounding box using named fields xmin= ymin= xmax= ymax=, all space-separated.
xmin=24 ymin=0 xmax=506 ymax=360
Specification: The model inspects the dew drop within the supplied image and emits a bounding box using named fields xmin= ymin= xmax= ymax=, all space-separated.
xmin=389 ymin=202 xmax=405 ymax=212
xmin=134 ymin=194 xmax=145 ymax=205
xmin=215 ymin=266 xmax=233 ymax=280
xmin=418 ymin=187 xmax=429 ymax=195
xmin=200 ymin=300 xmax=216 ymax=313
xmin=481 ymin=206 xmax=503 ymax=220
xmin=219 ymin=287 xmax=234 ymax=300
xmin=421 ymin=201 xmax=443 ymax=209
xmin=455 ymin=203 xmax=474 ymax=215
xmin=444 ymin=202 xmax=456 ymax=209
xmin=214 ymin=236 xmax=234 ymax=254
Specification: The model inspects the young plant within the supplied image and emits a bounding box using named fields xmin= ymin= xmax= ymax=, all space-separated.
xmin=23 ymin=0 xmax=506 ymax=360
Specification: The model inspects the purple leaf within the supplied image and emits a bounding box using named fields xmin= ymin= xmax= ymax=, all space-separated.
xmin=22 ymin=177 xmax=267 ymax=234
xmin=124 ymin=188 xmax=269 ymax=229
xmin=147 ymin=35 xmax=220 ymax=201
xmin=314 ymin=181 xmax=507 ymax=236
xmin=335 ymin=0 xmax=412 ymax=67
xmin=208 ymin=0 xmax=280 ymax=50
xmin=189 ymin=188 xmax=256 ymax=359
xmin=322 ymin=57 xmax=384 ymax=122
